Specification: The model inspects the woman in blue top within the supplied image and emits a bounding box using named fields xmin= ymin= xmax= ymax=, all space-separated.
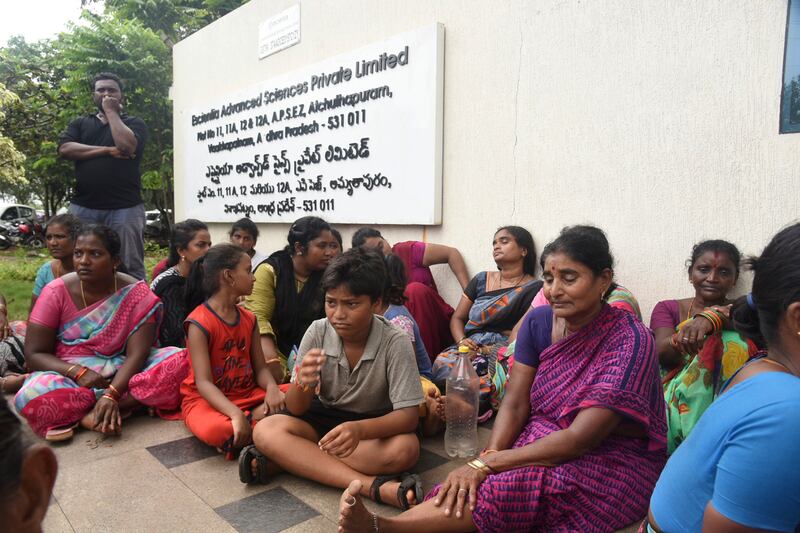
xmin=647 ymin=222 xmax=800 ymax=533
xmin=31 ymin=214 xmax=82 ymax=310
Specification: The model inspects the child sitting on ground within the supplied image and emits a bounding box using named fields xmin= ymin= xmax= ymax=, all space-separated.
xmin=181 ymin=243 xmax=285 ymax=459
xmin=240 ymin=247 xmax=424 ymax=509
xmin=380 ymin=254 xmax=444 ymax=436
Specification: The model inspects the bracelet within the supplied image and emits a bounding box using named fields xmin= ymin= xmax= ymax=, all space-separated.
xmin=100 ymin=393 xmax=118 ymax=404
xmin=467 ymin=457 xmax=494 ymax=475
xmin=105 ymin=385 xmax=121 ymax=401
xmin=74 ymin=366 xmax=89 ymax=382
xmin=264 ymin=358 xmax=281 ymax=365
xmin=480 ymin=448 xmax=499 ymax=457
xmin=694 ymin=310 xmax=723 ymax=333
xmin=65 ymin=364 xmax=79 ymax=379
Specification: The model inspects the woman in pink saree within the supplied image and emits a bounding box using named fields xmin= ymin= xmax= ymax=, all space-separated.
xmin=15 ymin=225 xmax=188 ymax=441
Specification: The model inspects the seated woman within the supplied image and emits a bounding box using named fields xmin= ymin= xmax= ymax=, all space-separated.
xmin=14 ymin=225 xmax=189 ymax=441
xmin=651 ymin=239 xmax=757 ymax=453
xmin=431 ymin=226 xmax=540 ymax=412
xmin=496 ymin=228 xmax=643 ymax=411
xmin=647 ymin=223 xmax=800 ymax=532
xmin=244 ymin=216 xmax=337 ymax=379
xmin=150 ymin=219 xmax=211 ymax=347
xmin=353 ymin=227 xmax=470 ymax=357
xmin=228 ymin=217 xmax=267 ymax=272
xmin=338 ymin=225 xmax=667 ymax=532
xmin=32 ymin=214 xmax=82 ymax=309
xmin=1 ymin=214 xmax=83 ymax=395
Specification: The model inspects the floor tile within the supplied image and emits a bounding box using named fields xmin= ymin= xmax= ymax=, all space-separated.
xmin=214 ymin=487 xmax=319 ymax=533
xmin=53 ymin=449 xmax=236 ymax=533
xmin=415 ymin=446 xmax=450 ymax=473
xmin=171 ymin=454 xmax=275 ymax=508
xmin=43 ymin=500 xmax=74 ymax=533
xmin=279 ymin=515 xmax=337 ymax=533
xmin=49 ymin=416 xmax=192 ymax=467
xmin=146 ymin=435 xmax=218 ymax=468
xmin=278 ymin=475 xmax=346 ymax=523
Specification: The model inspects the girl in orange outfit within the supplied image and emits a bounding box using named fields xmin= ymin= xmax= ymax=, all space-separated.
xmin=181 ymin=243 xmax=285 ymax=458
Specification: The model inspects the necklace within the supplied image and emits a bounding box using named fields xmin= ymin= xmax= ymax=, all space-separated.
xmin=54 ymin=261 xmax=61 ymax=278
xmin=497 ymin=271 xmax=525 ymax=290
xmin=686 ymin=297 xmax=696 ymax=321
xmin=80 ymin=275 xmax=118 ymax=308
xmin=761 ymin=356 xmax=800 ymax=377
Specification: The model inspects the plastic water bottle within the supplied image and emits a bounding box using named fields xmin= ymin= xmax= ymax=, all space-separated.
xmin=444 ymin=345 xmax=480 ymax=458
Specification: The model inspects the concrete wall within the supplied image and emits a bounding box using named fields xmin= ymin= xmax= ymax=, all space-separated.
xmin=173 ymin=0 xmax=800 ymax=320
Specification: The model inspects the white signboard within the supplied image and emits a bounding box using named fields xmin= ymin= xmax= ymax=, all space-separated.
xmin=183 ymin=24 xmax=444 ymax=224
xmin=258 ymin=5 xmax=301 ymax=59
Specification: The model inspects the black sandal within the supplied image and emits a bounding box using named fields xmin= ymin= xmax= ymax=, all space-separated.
xmin=369 ymin=472 xmax=423 ymax=510
xmin=238 ymin=445 xmax=269 ymax=484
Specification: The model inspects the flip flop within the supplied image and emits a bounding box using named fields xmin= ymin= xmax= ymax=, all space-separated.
xmin=370 ymin=472 xmax=423 ymax=510
xmin=45 ymin=423 xmax=78 ymax=442
xmin=238 ymin=444 xmax=269 ymax=484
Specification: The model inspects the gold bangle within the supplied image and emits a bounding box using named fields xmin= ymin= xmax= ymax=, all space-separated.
xmin=264 ymin=358 xmax=281 ymax=365
xmin=65 ymin=364 xmax=79 ymax=379
xmin=467 ymin=458 xmax=494 ymax=475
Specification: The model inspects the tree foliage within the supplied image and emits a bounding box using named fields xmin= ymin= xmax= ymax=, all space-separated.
xmin=0 ymin=83 xmax=26 ymax=195
xmin=0 ymin=0 xmax=248 ymax=217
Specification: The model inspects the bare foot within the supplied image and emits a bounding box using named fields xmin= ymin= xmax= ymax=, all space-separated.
xmin=422 ymin=391 xmax=445 ymax=436
xmin=339 ymin=480 xmax=378 ymax=533
xmin=79 ymin=412 xmax=120 ymax=435
xmin=1 ymin=373 xmax=27 ymax=394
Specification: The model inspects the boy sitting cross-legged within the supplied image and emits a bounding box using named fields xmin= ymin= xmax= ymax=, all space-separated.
xmin=240 ymin=247 xmax=425 ymax=509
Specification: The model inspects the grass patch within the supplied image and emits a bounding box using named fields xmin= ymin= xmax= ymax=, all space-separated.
xmin=2 ymin=279 xmax=34 ymax=320
xmin=0 ymin=247 xmax=168 ymax=321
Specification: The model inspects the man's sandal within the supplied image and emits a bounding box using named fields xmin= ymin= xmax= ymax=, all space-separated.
xmin=238 ymin=444 xmax=270 ymax=484
xmin=369 ymin=472 xmax=423 ymax=510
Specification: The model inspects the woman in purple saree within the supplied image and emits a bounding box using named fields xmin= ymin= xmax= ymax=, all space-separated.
xmin=337 ymin=226 xmax=667 ymax=533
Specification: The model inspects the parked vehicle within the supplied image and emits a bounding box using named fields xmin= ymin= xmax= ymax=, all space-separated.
xmin=16 ymin=219 xmax=45 ymax=248
xmin=0 ymin=229 xmax=11 ymax=250
xmin=0 ymin=216 xmax=45 ymax=248
xmin=0 ymin=203 xmax=37 ymax=223
xmin=144 ymin=209 xmax=171 ymax=245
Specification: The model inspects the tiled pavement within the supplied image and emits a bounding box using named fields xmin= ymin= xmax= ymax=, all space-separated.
xmin=15 ymin=404 xmax=642 ymax=533
xmin=33 ymin=411 xmax=492 ymax=533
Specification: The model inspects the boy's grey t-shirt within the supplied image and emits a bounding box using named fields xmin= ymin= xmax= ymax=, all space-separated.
xmin=296 ymin=315 xmax=424 ymax=415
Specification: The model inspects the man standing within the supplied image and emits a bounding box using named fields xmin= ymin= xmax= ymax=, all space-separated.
xmin=58 ymin=72 xmax=148 ymax=280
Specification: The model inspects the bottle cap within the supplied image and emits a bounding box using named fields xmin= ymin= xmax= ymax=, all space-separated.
xmin=458 ymin=345 xmax=470 ymax=353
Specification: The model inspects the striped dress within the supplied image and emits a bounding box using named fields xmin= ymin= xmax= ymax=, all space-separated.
xmin=457 ymin=305 xmax=666 ymax=532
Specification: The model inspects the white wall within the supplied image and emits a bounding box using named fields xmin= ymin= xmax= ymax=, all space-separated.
xmin=173 ymin=0 xmax=800 ymax=319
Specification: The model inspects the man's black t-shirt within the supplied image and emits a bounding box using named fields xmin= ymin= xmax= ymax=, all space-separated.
xmin=58 ymin=114 xmax=148 ymax=209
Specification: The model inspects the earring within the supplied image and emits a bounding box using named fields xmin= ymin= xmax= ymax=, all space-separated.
xmin=181 ymin=256 xmax=186 ymax=262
